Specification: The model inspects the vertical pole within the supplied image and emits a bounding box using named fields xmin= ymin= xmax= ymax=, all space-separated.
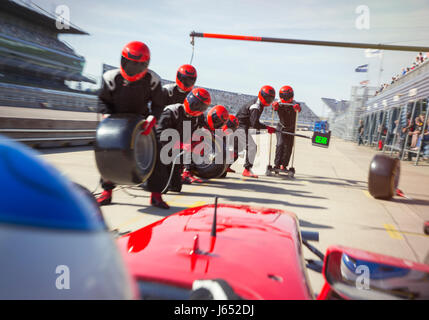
xmin=415 ymin=99 xmax=429 ymax=166
xmin=268 ymin=107 xmax=274 ymax=167
xmin=290 ymin=111 xmax=299 ymax=169
xmin=368 ymin=113 xmax=372 ymax=146
xmin=211 ymin=197 xmax=218 ymax=237
xmin=377 ymin=51 xmax=384 ymax=88
xmin=390 ymin=105 xmax=402 ymax=157
xmin=401 ymin=101 xmax=417 ymax=161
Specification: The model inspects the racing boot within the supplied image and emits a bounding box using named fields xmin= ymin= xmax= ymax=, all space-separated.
xmin=242 ymin=168 xmax=258 ymax=178
xmin=226 ymin=167 xmax=236 ymax=173
xmin=189 ymin=174 xmax=203 ymax=183
xmin=182 ymin=170 xmax=202 ymax=184
xmin=182 ymin=170 xmax=193 ymax=184
xmin=150 ymin=192 xmax=170 ymax=209
xmin=96 ymin=190 xmax=112 ymax=206
xmin=273 ymin=165 xmax=281 ymax=174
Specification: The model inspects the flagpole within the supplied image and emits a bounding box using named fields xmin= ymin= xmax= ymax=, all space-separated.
xmin=377 ymin=51 xmax=384 ymax=87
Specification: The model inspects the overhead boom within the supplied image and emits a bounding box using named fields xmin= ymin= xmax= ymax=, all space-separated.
xmin=190 ymin=31 xmax=429 ymax=52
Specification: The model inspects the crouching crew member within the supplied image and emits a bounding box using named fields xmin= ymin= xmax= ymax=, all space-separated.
xmin=236 ymin=85 xmax=276 ymax=178
xmin=160 ymin=64 xmax=204 ymax=186
xmin=207 ymin=105 xmax=229 ymax=131
xmin=96 ymin=41 xmax=169 ymax=209
xmin=271 ymin=85 xmax=301 ymax=172
xmin=158 ymin=88 xmax=212 ymax=192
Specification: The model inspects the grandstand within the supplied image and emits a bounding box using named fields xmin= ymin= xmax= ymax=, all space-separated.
xmin=322 ymin=56 xmax=429 ymax=164
xmin=0 ymin=0 xmax=98 ymax=111
xmin=359 ymin=59 xmax=429 ymax=164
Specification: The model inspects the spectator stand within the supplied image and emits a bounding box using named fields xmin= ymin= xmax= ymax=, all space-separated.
xmin=382 ymin=104 xmax=401 ymax=152
xmin=401 ymin=98 xmax=429 ymax=164
xmin=375 ymin=109 xmax=387 ymax=147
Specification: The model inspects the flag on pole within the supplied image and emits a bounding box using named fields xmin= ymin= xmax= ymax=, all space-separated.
xmin=365 ymin=49 xmax=383 ymax=58
xmin=355 ymin=64 xmax=368 ymax=72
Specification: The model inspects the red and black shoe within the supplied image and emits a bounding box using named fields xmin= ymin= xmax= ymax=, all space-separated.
xmin=182 ymin=170 xmax=193 ymax=184
xmin=226 ymin=167 xmax=236 ymax=173
xmin=150 ymin=192 xmax=170 ymax=209
xmin=242 ymin=168 xmax=258 ymax=178
xmin=182 ymin=170 xmax=203 ymax=184
xmin=96 ymin=190 xmax=112 ymax=206
xmin=189 ymin=174 xmax=203 ymax=183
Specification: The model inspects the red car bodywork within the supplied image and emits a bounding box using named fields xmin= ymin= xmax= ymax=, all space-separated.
xmin=117 ymin=204 xmax=314 ymax=300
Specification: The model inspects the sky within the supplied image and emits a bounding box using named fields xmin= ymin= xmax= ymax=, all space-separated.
xmin=23 ymin=0 xmax=429 ymax=117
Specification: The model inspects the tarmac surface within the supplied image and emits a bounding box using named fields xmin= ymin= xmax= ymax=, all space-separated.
xmin=39 ymin=130 xmax=429 ymax=295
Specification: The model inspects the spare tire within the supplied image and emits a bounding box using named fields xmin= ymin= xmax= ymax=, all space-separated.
xmin=368 ymin=154 xmax=400 ymax=200
xmin=94 ymin=114 xmax=157 ymax=185
xmin=191 ymin=132 xmax=229 ymax=179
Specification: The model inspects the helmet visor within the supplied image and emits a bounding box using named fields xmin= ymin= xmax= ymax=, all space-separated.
xmin=121 ymin=57 xmax=149 ymax=77
xmin=280 ymin=90 xmax=294 ymax=101
xmin=211 ymin=113 xmax=227 ymax=129
xmin=225 ymin=118 xmax=238 ymax=130
xmin=177 ymin=72 xmax=197 ymax=88
xmin=187 ymin=92 xmax=209 ymax=114
xmin=261 ymin=90 xmax=275 ymax=104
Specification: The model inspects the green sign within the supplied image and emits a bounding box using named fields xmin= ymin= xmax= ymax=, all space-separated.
xmin=314 ymin=135 xmax=328 ymax=145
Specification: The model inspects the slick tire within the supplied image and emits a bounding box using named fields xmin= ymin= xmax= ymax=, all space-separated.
xmin=191 ymin=132 xmax=228 ymax=179
xmin=94 ymin=114 xmax=157 ymax=185
xmin=368 ymin=154 xmax=400 ymax=200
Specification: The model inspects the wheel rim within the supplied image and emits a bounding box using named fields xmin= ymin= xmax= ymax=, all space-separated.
xmin=134 ymin=131 xmax=156 ymax=177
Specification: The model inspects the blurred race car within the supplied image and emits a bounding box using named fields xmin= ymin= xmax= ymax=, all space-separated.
xmin=117 ymin=201 xmax=429 ymax=300
xmin=0 ymin=136 xmax=136 ymax=299
xmin=3 ymin=135 xmax=428 ymax=300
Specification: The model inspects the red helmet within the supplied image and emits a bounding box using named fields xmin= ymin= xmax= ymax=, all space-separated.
xmin=279 ymin=85 xmax=294 ymax=103
xmin=176 ymin=64 xmax=197 ymax=92
xmin=223 ymin=114 xmax=239 ymax=132
xmin=120 ymin=41 xmax=150 ymax=82
xmin=207 ymin=105 xmax=229 ymax=131
xmin=258 ymin=85 xmax=276 ymax=106
xmin=184 ymin=88 xmax=211 ymax=117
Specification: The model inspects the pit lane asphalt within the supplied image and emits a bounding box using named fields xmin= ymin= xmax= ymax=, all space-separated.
xmin=40 ymin=131 xmax=429 ymax=295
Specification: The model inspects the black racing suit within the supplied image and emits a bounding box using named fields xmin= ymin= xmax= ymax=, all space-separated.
xmin=154 ymin=103 xmax=206 ymax=190
xmin=161 ymin=83 xmax=188 ymax=106
xmin=236 ymin=98 xmax=267 ymax=169
xmin=98 ymin=68 xmax=166 ymax=193
xmin=274 ymin=101 xmax=298 ymax=168
xmin=160 ymin=83 xmax=204 ymax=186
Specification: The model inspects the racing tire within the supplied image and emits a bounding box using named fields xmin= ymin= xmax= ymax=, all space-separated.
xmin=368 ymin=154 xmax=400 ymax=200
xmin=94 ymin=114 xmax=157 ymax=185
xmin=191 ymin=131 xmax=229 ymax=179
